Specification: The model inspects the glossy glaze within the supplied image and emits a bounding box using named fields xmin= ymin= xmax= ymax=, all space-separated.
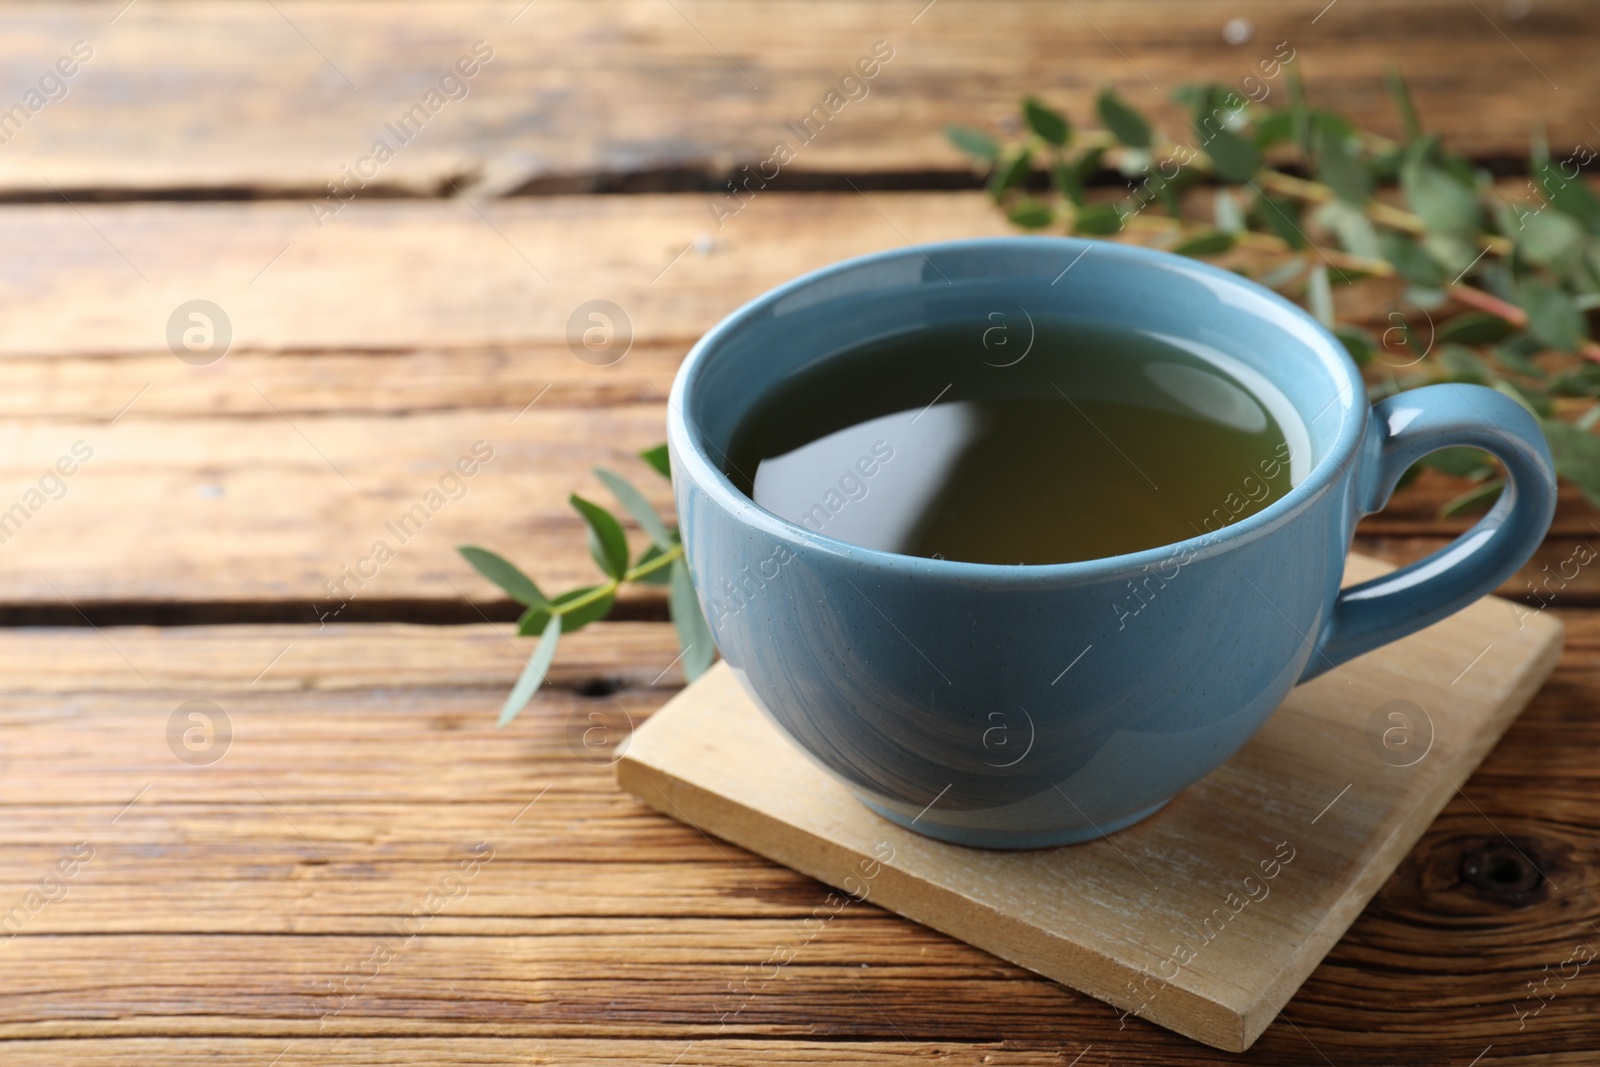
xmin=667 ymin=238 xmax=1556 ymax=848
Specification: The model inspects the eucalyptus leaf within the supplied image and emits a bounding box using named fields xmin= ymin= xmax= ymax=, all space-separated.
xmin=1171 ymin=230 xmax=1235 ymax=257
xmin=1053 ymin=147 xmax=1103 ymax=206
xmin=1550 ymin=364 xmax=1600 ymax=397
xmin=457 ymin=545 xmax=550 ymax=609
xmin=499 ymin=614 xmax=560 ymax=728
xmin=1519 ymin=278 xmax=1588 ymax=352
xmin=1307 ymin=263 xmax=1335 ymax=327
xmin=570 ymin=493 xmax=630 ymax=579
xmin=988 ymin=148 xmax=1033 ymax=198
xmin=1253 ymin=109 xmax=1295 ymax=148
xmin=1023 ymin=97 xmax=1070 ymax=146
xmin=1437 ymin=310 xmax=1513 ymax=345
xmin=1322 ymin=200 xmax=1381 ymax=260
xmin=1204 ymin=127 xmax=1260 ymax=183
xmin=946 ymin=124 xmax=1001 ymax=164
xmin=1213 ymin=189 xmax=1244 ymax=234
xmin=632 ymin=543 xmax=673 ymax=586
xmin=1437 ymin=343 xmax=1490 ymax=383
xmin=640 ymin=444 xmax=671 ymax=480
xmin=669 ymin=559 xmax=716 ymax=681
xmin=1313 ymin=121 xmax=1370 ymax=205
xmin=1531 ymin=159 xmax=1600 ymax=230
xmin=596 ymin=467 xmax=673 ymax=551
xmin=518 ymin=585 xmax=617 ymax=636
xmin=1400 ymin=142 xmax=1482 ymax=239
xmin=1517 ymin=209 xmax=1586 ymax=267
xmin=1379 ymin=231 xmax=1446 ymax=287
xmin=1423 ymin=445 xmax=1496 ymax=479
xmin=1439 ymin=477 xmax=1505 ymax=519
xmin=1542 ymin=418 xmax=1600 ymax=507
xmin=1384 ymin=68 xmax=1422 ymax=142
xmin=1256 ymin=255 xmax=1307 ymax=290
xmin=1332 ymin=324 xmax=1376 ymax=366
xmin=1007 ymin=199 xmax=1055 ymax=229
xmin=1251 ymin=194 xmax=1307 ymax=249
xmin=1096 ymin=88 xmax=1151 ymax=148
xmin=1073 ymin=203 xmax=1125 ymax=235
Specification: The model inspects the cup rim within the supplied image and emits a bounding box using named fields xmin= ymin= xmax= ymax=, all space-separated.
xmin=668 ymin=235 xmax=1366 ymax=584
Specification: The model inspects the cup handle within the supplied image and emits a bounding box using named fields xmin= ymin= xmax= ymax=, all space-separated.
xmin=1298 ymin=383 xmax=1558 ymax=682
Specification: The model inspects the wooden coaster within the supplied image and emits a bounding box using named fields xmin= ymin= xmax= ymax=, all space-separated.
xmin=617 ymin=555 xmax=1563 ymax=1052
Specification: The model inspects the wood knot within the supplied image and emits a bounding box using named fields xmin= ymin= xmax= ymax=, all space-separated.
xmin=1459 ymin=840 xmax=1546 ymax=903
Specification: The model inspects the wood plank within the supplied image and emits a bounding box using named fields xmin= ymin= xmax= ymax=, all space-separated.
xmin=0 ymin=0 xmax=1592 ymax=197
xmin=0 ymin=192 xmax=1594 ymax=611
xmin=0 ymin=617 xmax=1594 ymax=1060
xmin=618 ymin=556 xmax=1563 ymax=1051
xmin=0 ymin=1040 xmax=1079 ymax=1067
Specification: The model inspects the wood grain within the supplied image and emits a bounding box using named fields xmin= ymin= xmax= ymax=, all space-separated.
xmin=0 ymin=0 xmax=1593 ymax=198
xmin=0 ymin=193 xmax=1594 ymax=613
xmin=618 ymin=556 xmax=1564 ymax=1051
xmin=0 ymin=615 xmax=1592 ymax=1062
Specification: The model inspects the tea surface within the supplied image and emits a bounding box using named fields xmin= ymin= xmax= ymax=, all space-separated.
xmin=725 ymin=317 xmax=1305 ymax=565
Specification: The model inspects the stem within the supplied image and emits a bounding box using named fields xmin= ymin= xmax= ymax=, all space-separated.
xmin=548 ymin=542 xmax=685 ymax=618
xmin=624 ymin=542 xmax=683 ymax=582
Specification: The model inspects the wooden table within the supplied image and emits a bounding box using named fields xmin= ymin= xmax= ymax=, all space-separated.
xmin=1 ymin=2 xmax=1596 ymax=1063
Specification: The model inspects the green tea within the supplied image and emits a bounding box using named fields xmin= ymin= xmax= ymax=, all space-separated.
xmin=724 ymin=317 xmax=1304 ymax=565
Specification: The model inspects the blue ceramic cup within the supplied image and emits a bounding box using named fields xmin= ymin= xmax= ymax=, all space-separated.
xmin=666 ymin=237 xmax=1555 ymax=848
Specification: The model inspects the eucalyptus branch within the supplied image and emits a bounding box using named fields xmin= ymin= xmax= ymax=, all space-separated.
xmin=947 ymin=67 xmax=1600 ymax=516
xmin=458 ymin=445 xmax=713 ymax=727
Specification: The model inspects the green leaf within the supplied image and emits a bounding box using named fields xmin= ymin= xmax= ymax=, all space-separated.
xmin=1379 ymin=232 xmax=1446 ymax=288
xmin=632 ymin=543 xmax=673 ymax=586
xmin=1007 ymin=199 xmax=1055 ymax=230
xmin=570 ymin=493 xmax=630 ymax=579
xmin=1542 ymin=418 xmax=1600 ymax=507
xmin=640 ymin=444 xmax=671 ymax=480
xmin=1517 ymin=209 xmax=1586 ymax=267
xmin=1253 ymin=109 xmax=1295 ymax=148
xmin=1205 ymin=127 xmax=1260 ymax=183
xmin=1313 ymin=121 xmax=1370 ymax=205
xmin=1073 ymin=203 xmax=1125 ymax=235
xmin=1423 ymin=445 xmax=1496 ymax=479
xmin=1097 ymin=88 xmax=1151 ymax=148
xmin=1437 ymin=343 xmax=1491 ymax=383
xmin=1213 ymin=189 xmax=1244 ymax=234
xmin=1531 ymin=159 xmax=1600 ymax=230
xmin=1519 ymin=278 xmax=1588 ymax=352
xmin=1550 ymin=363 xmax=1600 ymax=397
xmin=1436 ymin=311 xmax=1513 ymax=345
xmin=1022 ymin=97 xmax=1070 ymax=146
xmin=1307 ymin=263 xmax=1335 ymax=327
xmin=1384 ymin=68 xmax=1422 ymax=142
xmin=457 ymin=545 xmax=550 ymax=609
xmin=1321 ymin=201 xmax=1381 ymax=261
xmin=499 ymin=614 xmax=560 ymax=728
xmin=1252 ymin=194 xmax=1307 ymax=249
xmin=1491 ymin=341 xmax=1548 ymax=380
xmin=1171 ymin=230 xmax=1235 ymax=257
xmin=1053 ymin=147 xmax=1103 ymax=206
xmin=595 ymin=467 xmax=673 ymax=551
xmin=669 ymin=559 xmax=716 ymax=681
xmin=1439 ymin=477 xmax=1505 ymax=518
xmin=1256 ymin=255 xmax=1307 ymax=290
xmin=946 ymin=124 xmax=1000 ymax=164
xmin=518 ymin=584 xmax=616 ymax=636
xmin=1332 ymin=324 xmax=1376 ymax=366
xmin=1400 ymin=142 xmax=1482 ymax=240
xmin=987 ymin=148 xmax=1033 ymax=198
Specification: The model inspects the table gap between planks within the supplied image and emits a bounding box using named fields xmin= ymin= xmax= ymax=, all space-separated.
xmin=0 ymin=2 xmax=1596 ymax=1064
